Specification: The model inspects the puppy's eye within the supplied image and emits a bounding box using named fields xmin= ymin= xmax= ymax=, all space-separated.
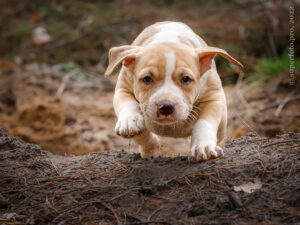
xmin=142 ymin=75 xmax=153 ymax=85
xmin=180 ymin=75 xmax=192 ymax=85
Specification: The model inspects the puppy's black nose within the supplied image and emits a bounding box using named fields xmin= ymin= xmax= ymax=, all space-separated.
xmin=157 ymin=101 xmax=175 ymax=116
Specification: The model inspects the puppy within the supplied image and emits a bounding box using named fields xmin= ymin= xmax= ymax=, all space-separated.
xmin=105 ymin=21 xmax=242 ymax=161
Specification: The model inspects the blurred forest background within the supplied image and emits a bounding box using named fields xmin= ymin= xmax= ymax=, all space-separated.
xmin=0 ymin=0 xmax=299 ymax=156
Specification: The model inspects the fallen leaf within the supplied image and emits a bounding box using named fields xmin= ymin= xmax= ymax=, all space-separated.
xmin=233 ymin=178 xmax=262 ymax=193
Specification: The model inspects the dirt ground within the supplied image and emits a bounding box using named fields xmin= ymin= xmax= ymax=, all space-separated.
xmin=0 ymin=126 xmax=299 ymax=224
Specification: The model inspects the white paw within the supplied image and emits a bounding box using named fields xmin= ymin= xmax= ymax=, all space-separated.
xmin=115 ymin=113 xmax=145 ymax=138
xmin=189 ymin=144 xmax=224 ymax=161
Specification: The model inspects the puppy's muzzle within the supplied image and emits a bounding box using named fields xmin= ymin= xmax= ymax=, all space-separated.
xmin=157 ymin=100 xmax=175 ymax=116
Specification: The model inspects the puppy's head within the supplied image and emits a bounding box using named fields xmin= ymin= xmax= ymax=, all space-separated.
xmin=105 ymin=43 xmax=242 ymax=125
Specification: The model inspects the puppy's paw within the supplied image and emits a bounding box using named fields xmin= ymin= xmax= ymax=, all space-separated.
xmin=189 ymin=144 xmax=224 ymax=161
xmin=139 ymin=135 xmax=160 ymax=158
xmin=115 ymin=113 xmax=145 ymax=138
xmin=140 ymin=147 xmax=155 ymax=158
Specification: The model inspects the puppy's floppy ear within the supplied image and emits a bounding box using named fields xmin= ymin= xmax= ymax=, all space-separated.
xmin=196 ymin=46 xmax=243 ymax=74
xmin=104 ymin=45 xmax=141 ymax=76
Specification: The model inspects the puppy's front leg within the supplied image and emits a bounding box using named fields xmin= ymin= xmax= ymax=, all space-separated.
xmin=189 ymin=101 xmax=225 ymax=161
xmin=114 ymin=86 xmax=159 ymax=157
xmin=114 ymin=99 xmax=145 ymax=138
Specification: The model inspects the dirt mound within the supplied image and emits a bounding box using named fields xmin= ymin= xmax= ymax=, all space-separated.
xmin=13 ymin=97 xmax=82 ymax=155
xmin=0 ymin=127 xmax=299 ymax=224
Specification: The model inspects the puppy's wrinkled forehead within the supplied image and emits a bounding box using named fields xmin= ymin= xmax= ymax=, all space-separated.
xmin=135 ymin=43 xmax=198 ymax=76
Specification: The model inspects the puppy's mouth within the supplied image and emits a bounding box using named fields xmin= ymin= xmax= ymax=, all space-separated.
xmin=144 ymin=111 xmax=178 ymax=125
xmin=155 ymin=115 xmax=177 ymax=125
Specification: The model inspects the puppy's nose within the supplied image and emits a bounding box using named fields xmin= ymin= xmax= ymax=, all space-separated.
xmin=157 ymin=101 xmax=175 ymax=116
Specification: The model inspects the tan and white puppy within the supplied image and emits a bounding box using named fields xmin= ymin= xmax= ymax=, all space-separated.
xmin=105 ymin=21 xmax=242 ymax=161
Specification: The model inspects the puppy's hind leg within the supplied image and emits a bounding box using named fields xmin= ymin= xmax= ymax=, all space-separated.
xmin=133 ymin=131 xmax=160 ymax=158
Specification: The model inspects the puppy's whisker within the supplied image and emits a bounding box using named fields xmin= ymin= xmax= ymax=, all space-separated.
xmin=188 ymin=114 xmax=193 ymax=119
xmin=191 ymin=108 xmax=199 ymax=117
xmin=191 ymin=108 xmax=200 ymax=114
xmin=191 ymin=111 xmax=198 ymax=119
xmin=187 ymin=114 xmax=194 ymax=122
xmin=190 ymin=110 xmax=197 ymax=118
xmin=186 ymin=117 xmax=192 ymax=123
xmin=187 ymin=110 xmax=197 ymax=121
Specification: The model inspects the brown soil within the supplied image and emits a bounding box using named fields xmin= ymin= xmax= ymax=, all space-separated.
xmin=0 ymin=127 xmax=299 ymax=224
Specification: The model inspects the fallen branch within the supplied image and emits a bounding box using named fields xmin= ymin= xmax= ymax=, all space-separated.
xmin=262 ymin=140 xmax=300 ymax=148
xmin=260 ymin=94 xmax=300 ymax=112
xmin=274 ymin=90 xmax=298 ymax=117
